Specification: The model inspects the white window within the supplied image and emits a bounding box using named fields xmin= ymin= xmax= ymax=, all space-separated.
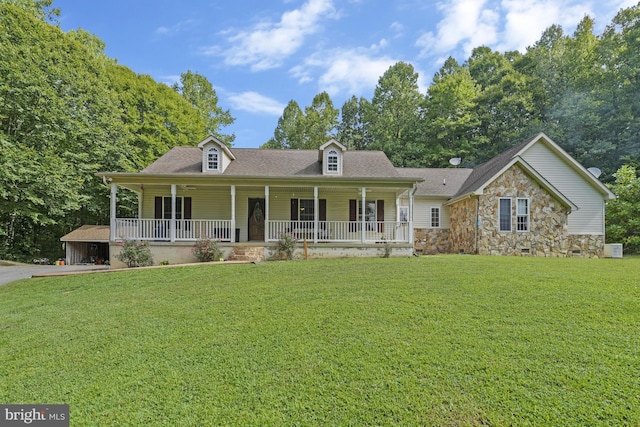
xmin=516 ymin=198 xmax=529 ymax=232
xmin=327 ymin=149 xmax=339 ymax=173
xmin=299 ymin=199 xmax=315 ymax=221
xmin=207 ymin=147 xmax=219 ymax=170
xmin=162 ymin=197 xmax=184 ymax=219
xmin=358 ymin=199 xmax=377 ymax=229
xmin=399 ymin=206 xmax=408 ymax=222
xmin=499 ymin=198 xmax=511 ymax=232
xmin=430 ymin=207 xmax=440 ymax=228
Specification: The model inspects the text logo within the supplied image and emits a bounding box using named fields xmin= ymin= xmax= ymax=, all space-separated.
xmin=1 ymin=405 xmax=68 ymax=427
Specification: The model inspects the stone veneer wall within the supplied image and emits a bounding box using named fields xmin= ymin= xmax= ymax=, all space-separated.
xmin=567 ymin=234 xmax=605 ymax=258
xmin=448 ymin=196 xmax=477 ymax=254
xmin=414 ymin=228 xmax=451 ymax=254
xmin=476 ymin=165 xmax=571 ymax=256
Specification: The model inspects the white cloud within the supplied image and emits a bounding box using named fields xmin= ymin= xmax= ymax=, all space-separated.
xmin=497 ymin=0 xmax=595 ymax=52
xmin=227 ymin=91 xmax=286 ymax=116
xmin=208 ymin=0 xmax=337 ymax=71
xmin=415 ymin=0 xmax=630 ymax=61
xmin=416 ymin=0 xmax=499 ymax=57
xmin=154 ymin=19 xmax=198 ymax=37
xmin=290 ymin=48 xmax=398 ymax=97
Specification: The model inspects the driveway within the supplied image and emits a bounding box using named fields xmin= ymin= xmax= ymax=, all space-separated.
xmin=0 ymin=265 xmax=110 ymax=286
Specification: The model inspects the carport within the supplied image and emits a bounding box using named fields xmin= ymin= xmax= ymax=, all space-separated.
xmin=60 ymin=225 xmax=110 ymax=265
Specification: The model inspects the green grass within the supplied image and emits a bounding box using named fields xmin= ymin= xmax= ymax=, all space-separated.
xmin=1 ymin=256 xmax=638 ymax=426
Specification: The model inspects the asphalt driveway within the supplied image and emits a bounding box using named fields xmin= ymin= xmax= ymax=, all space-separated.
xmin=0 ymin=265 xmax=110 ymax=286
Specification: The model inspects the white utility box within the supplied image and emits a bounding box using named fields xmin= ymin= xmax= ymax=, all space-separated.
xmin=604 ymin=243 xmax=623 ymax=258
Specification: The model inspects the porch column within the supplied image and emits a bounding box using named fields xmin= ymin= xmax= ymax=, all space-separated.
xmin=361 ymin=187 xmax=366 ymax=244
xmin=170 ymin=184 xmax=176 ymax=242
xmin=138 ymin=187 xmax=143 ymax=219
xmin=264 ymin=186 xmax=270 ymax=241
xmin=110 ymin=183 xmax=117 ymax=241
xmin=409 ymin=187 xmax=415 ymax=245
xmin=230 ymin=185 xmax=236 ymax=243
xmin=313 ymin=186 xmax=319 ymax=244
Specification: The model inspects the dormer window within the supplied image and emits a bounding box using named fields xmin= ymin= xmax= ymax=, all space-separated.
xmin=327 ymin=150 xmax=339 ymax=172
xmin=207 ymin=147 xmax=219 ymax=171
xmin=319 ymin=139 xmax=346 ymax=176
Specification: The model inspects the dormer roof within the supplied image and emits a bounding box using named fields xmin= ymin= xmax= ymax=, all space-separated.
xmin=197 ymin=135 xmax=236 ymax=160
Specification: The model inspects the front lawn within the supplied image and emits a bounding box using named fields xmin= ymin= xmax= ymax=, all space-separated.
xmin=0 ymin=256 xmax=638 ymax=425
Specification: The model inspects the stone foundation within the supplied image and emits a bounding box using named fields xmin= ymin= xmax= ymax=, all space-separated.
xmin=414 ymin=228 xmax=451 ymax=254
xmin=567 ymin=235 xmax=605 ymax=258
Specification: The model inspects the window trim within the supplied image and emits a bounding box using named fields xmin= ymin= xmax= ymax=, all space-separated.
xmin=207 ymin=147 xmax=220 ymax=171
xmin=430 ymin=207 xmax=441 ymax=228
xmin=516 ymin=198 xmax=530 ymax=232
xmin=499 ymin=197 xmax=512 ymax=232
xmin=162 ymin=196 xmax=185 ymax=220
xmin=298 ymin=199 xmax=315 ymax=222
xmin=358 ymin=199 xmax=377 ymax=224
xmin=326 ymin=149 xmax=339 ymax=173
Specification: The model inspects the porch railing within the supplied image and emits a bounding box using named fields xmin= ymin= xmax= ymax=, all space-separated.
xmin=114 ymin=219 xmax=410 ymax=243
xmin=114 ymin=219 xmax=232 ymax=242
xmin=267 ymin=220 xmax=410 ymax=243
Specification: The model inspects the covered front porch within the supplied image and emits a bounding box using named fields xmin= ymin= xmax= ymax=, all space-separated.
xmin=109 ymin=182 xmax=415 ymax=245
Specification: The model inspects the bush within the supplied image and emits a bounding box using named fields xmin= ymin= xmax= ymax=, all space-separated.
xmin=116 ymin=240 xmax=154 ymax=268
xmin=276 ymin=233 xmax=296 ymax=260
xmin=192 ymin=238 xmax=223 ymax=262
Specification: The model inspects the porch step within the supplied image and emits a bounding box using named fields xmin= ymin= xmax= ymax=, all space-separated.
xmin=227 ymin=246 xmax=266 ymax=262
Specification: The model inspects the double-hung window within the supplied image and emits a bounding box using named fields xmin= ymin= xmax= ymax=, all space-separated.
xmin=299 ymin=199 xmax=315 ymax=222
xmin=499 ymin=198 xmax=511 ymax=232
xmin=327 ymin=150 xmax=339 ymax=172
xmin=207 ymin=147 xmax=219 ymax=170
xmin=430 ymin=207 xmax=440 ymax=228
xmin=163 ymin=196 xmax=184 ymax=220
xmin=516 ymin=198 xmax=529 ymax=232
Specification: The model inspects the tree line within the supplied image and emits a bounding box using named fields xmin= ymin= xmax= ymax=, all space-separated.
xmin=1 ymin=1 xmax=639 ymax=260
xmin=268 ymin=6 xmax=639 ymax=178
xmin=0 ymin=2 xmax=234 ymax=260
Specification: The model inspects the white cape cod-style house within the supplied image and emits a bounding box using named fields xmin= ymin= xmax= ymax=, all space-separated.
xmin=94 ymin=133 xmax=615 ymax=267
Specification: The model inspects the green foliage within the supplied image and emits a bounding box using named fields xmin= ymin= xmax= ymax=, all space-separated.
xmin=0 ymin=257 xmax=639 ymax=424
xmin=606 ymin=165 xmax=640 ymax=253
xmin=365 ymin=62 xmax=425 ymax=167
xmin=263 ymin=92 xmax=338 ymax=149
xmin=192 ymin=238 xmax=223 ymax=262
xmin=172 ymin=70 xmax=235 ymax=145
xmin=116 ymin=239 xmax=154 ymax=268
xmin=275 ymin=233 xmax=296 ymax=260
xmin=337 ymin=96 xmax=371 ymax=150
xmin=0 ymin=4 xmax=210 ymax=260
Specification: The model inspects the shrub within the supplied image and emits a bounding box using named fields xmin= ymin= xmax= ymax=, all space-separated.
xmin=116 ymin=240 xmax=154 ymax=268
xmin=192 ymin=238 xmax=223 ymax=262
xmin=276 ymin=233 xmax=296 ymax=260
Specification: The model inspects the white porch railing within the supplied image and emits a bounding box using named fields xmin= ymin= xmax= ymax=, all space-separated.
xmin=115 ymin=219 xmax=232 ymax=241
xmin=176 ymin=219 xmax=233 ymax=241
xmin=114 ymin=219 xmax=409 ymax=243
xmin=267 ymin=220 xmax=410 ymax=243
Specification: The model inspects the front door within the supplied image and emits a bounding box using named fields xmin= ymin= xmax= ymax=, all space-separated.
xmin=248 ymin=198 xmax=265 ymax=241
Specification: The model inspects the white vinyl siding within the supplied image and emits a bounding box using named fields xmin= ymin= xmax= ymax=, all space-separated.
xmin=142 ymin=187 xmax=231 ymax=220
xmin=411 ymin=198 xmax=450 ymax=229
xmin=521 ymin=142 xmax=605 ymax=235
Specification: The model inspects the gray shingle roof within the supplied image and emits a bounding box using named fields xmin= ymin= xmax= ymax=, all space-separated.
xmin=452 ymin=135 xmax=537 ymax=198
xmin=141 ymin=147 xmax=403 ymax=179
xmin=396 ymin=168 xmax=473 ymax=197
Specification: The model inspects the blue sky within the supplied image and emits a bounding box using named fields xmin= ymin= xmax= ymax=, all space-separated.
xmin=54 ymin=0 xmax=636 ymax=148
